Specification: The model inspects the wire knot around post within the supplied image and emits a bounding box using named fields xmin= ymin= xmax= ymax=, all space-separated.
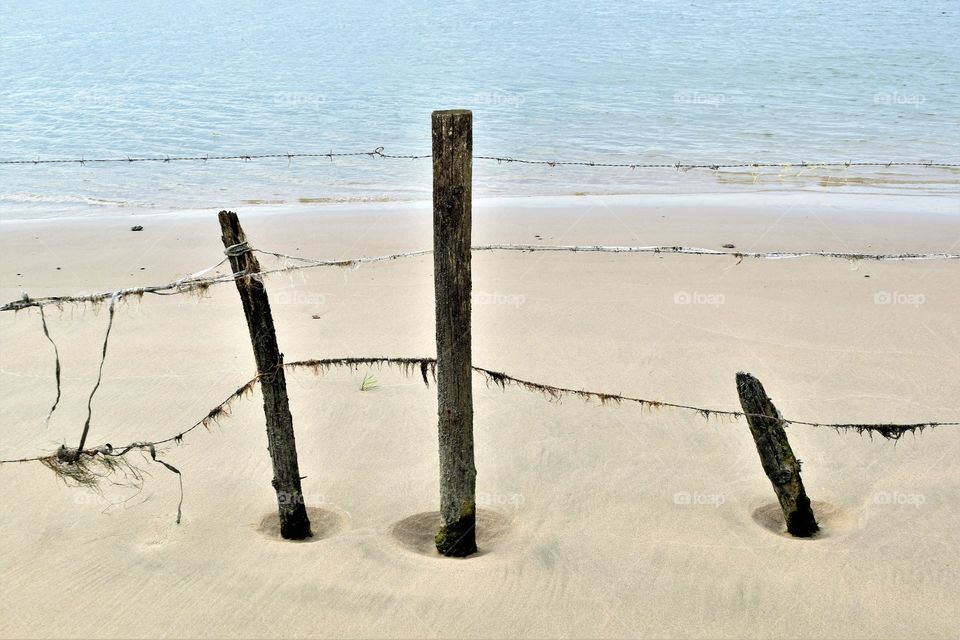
xmin=224 ymin=241 xmax=253 ymax=257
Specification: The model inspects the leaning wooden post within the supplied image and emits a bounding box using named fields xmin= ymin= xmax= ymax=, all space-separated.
xmin=736 ymin=372 xmax=818 ymax=537
xmin=218 ymin=210 xmax=312 ymax=540
xmin=432 ymin=109 xmax=477 ymax=557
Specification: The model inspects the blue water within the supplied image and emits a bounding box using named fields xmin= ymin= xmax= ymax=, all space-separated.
xmin=1 ymin=0 xmax=958 ymax=218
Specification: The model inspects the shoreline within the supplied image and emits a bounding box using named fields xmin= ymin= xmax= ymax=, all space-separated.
xmin=1 ymin=188 xmax=958 ymax=227
xmin=3 ymin=159 xmax=959 ymax=222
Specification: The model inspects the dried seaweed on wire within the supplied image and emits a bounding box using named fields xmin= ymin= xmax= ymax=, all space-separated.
xmin=279 ymin=357 xmax=959 ymax=440
xmin=8 ymin=375 xmax=261 ymax=524
xmin=41 ymin=445 xmax=145 ymax=492
xmin=286 ymin=356 xmax=435 ymax=384
xmin=4 ymin=356 xmax=958 ymax=489
xmin=38 ymin=305 xmax=61 ymax=424
xmin=148 ymin=444 xmax=183 ymax=525
xmin=73 ymin=295 xmax=117 ymax=459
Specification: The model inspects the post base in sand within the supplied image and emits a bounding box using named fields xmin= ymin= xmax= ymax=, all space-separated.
xmin=278 ymin=507 xmax=313 ymax=541
xmin=785 ymin=495 xmax=819 ymax=538
xmin=435 ymin=513 xmax=477 ymax=557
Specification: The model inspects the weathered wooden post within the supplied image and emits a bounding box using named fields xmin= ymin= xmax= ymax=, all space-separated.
xmin=218 ymin=210 xmax=312 ymax=540
xmin=432 ymin=109 xmax=477 ymax=557
xmin=736 ymin=372 xmax=818 ymax=537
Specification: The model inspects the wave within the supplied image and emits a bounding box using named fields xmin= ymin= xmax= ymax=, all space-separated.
xmin=0 ymin=193 xmax=152 ymax=208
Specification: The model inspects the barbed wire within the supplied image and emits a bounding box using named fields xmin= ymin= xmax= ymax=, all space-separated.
xmin=2 ymin=147 xmax=959 ymax=170
xmin=4 ymin=242 xmax=957 ymax=313
xmin=0 ymin=149 xmax=397 ymax=165
xmin=4 ymin=240 xmax=956 ymax=475
xmin=286 ymin=357 xmax=958 ymax=438
xmin=474 ymin=156 xmax=960 ymax=170
xmin=0 ymin=248 xmax=431 ymax=312
xmin=474 ymin=245 xmax=960 ymax=262
xmin=2 ymin=356 xmax=955 ymax=469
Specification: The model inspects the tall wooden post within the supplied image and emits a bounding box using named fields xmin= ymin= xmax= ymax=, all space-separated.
xmin=736 ymin=372 xmax=818 ymax=537
xmin=432 ymin=110 xmax=477 ymax=557
xmin=218 ymin=210 xmax=312 ymax=540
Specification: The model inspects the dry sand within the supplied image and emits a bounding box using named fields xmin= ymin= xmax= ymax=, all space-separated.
xmin=1 ymin=192 xmax=958 ymax=639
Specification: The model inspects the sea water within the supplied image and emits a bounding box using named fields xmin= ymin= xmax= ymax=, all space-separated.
xmin=1 ymin=0 xmax=958 ymax=218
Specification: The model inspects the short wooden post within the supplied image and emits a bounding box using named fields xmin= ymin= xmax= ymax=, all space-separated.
xmin=218 ymin=210 xmax=311 ymax=540
xmin=736 ymin=372 xmax=818 ymax=537
xmin=432 ymin=109 xmax=477 ymax=557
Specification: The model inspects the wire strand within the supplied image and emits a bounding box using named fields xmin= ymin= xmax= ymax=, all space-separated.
xmin=4 ymin=243 xmax=956 ymax=312
xmin=2 ymin=356 xmax=955 ymax=466
xmin=2 ymin=147 xmax=958 ymax=169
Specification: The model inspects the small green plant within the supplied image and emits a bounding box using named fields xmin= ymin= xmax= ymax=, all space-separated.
xmin=359 ymin=372 xmax=378 ymax=391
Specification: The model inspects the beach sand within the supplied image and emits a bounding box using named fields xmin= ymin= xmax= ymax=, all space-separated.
xmin=1 ymin=192 xmax=958 ymax=639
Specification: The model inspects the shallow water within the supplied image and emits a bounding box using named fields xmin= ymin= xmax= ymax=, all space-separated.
xmin=1 ymin=0 xmax=958 ymax=217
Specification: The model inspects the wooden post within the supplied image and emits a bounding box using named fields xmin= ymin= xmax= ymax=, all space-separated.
xmin=432 ymin=109 xmax=477 ymax=557
xmin=736 ymin=372 xmax=819 ymax=537
xmin=218 ymin=210 xmax=312 ymax=540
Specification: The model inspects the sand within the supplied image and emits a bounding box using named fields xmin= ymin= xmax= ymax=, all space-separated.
xmin=1 ymin=192 xmax=958 ymax=639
